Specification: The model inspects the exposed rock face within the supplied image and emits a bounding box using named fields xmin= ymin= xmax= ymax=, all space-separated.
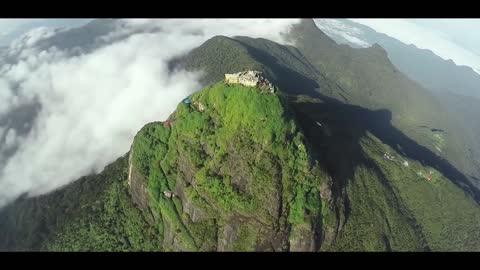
xmin=192 ymin=100 xmax=205 ymax=112
xmin=289 ymin=223 xmax=316 ymax=252
xmin=217 ymin=221 xmax=238 ymax=251
xmin=163 ymin=191 xmax=175 ymax=199
xmin=320 ymin=181 xmax=332 ymax=202
xmin=127 ymin=150 xmax=150 ymax=211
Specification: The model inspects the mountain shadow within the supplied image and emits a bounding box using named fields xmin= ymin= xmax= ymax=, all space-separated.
xmin=290 ymin=94 xmax=480 ymax=205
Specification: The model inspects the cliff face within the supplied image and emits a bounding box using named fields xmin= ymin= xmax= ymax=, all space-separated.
xmin=127 ymin=150 xmax=150 ymax=211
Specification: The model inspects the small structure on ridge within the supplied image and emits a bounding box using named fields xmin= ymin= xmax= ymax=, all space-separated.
xmin=224 ymin=70 xmax=276 ymax=94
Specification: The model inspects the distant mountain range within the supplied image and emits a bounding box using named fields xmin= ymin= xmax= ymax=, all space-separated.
xmin=314 ymin=19 xmax=480 ymax=99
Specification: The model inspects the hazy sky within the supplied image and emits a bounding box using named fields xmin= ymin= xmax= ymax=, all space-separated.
xmin=409 ymin=19 xmax=480 ymax=56
xmin=350 ymin=19 xmax=480 ymax=73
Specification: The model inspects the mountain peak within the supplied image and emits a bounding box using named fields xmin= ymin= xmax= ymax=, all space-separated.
xmin=370 ymin=42 xmax=385 ymax=52
xmin=365 ymin=43 xmax=391 ymax=60
xmin=129 ymin=80 xmax=336 ymax=251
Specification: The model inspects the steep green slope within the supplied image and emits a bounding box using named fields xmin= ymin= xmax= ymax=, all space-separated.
xmin=129 ymin=82 xmax=336 ymax=251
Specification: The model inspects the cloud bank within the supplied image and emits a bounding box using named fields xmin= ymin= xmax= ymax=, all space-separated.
xmin=0 ymin=19 xmax=300 ymax=207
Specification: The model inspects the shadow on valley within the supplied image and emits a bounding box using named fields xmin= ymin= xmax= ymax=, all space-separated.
xmin=291 ymin=94 xmax=480 ymax=207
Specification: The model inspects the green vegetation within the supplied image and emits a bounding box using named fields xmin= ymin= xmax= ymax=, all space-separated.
xmin=130 ymin=82 xmax=335 ymax=251
xmin=361 ymin=135 xmax=480 ymax=251
xmin=0 ymin=155 xmax=162 ymax=251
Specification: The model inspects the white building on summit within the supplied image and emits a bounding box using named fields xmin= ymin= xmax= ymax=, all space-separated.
xmin=224 ymin=70 xmax=275 ymax=93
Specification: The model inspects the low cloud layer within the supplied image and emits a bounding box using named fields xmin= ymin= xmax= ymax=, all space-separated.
xmin=0 ymin=19 xmax=300 ymax=207
xmin=0 ymin=19 xmax=91 ymax=46
xmin=314 ymin=19 xmax=371 ymax=48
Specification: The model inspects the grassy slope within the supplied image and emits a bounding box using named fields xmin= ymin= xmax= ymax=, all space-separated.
xmin=361 ymin=135 xmax=480 ymax=251
xmin=331 ymin=134 xmax=480 ymax=251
